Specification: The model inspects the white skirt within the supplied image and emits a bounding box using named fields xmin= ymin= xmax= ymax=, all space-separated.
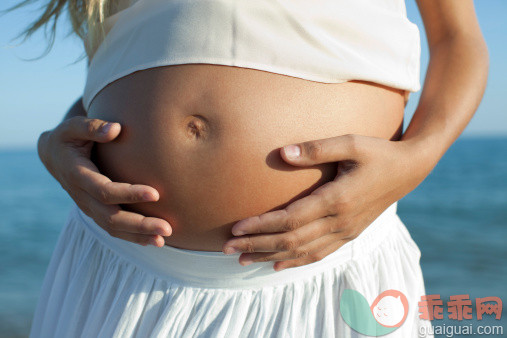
xmin=30 ymin=202 xmax=433 ymax=338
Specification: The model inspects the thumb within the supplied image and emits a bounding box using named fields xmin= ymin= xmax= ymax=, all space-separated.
xmin=280 ymin=134 xmax=360 ymax=166
xmin=59 ymin=116 xmax=121 ymax=143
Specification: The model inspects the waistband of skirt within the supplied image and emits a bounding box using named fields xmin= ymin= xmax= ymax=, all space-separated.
xmin=72 ymin=201 xmax=401 ymax=289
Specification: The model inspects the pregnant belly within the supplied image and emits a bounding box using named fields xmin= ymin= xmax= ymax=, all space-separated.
xmin=87 ymin=64 xmax=405 ymax=251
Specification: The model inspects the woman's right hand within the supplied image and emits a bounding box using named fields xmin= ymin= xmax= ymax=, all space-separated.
xmin=37 ymin=116 xmax=172 ymax=247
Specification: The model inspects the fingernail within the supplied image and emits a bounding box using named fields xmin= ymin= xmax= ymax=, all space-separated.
xmin=156 ymin=226 xmax=171 ymax=237
xmin=273 ymin=264 xmax=285 ymax=272
xmin=150 ymin=237 xmax=161 ymax=247
xmin=284 ymin=145 xmax=301 ymax=159
xmin=241 ymin=257 xmax=254 ymax=266
xmin=224 ymin=247 xmax=238 ymax=255
xmin=143 ymin=192 xmax=157 ymax=201
xmin=232 ymin=228 xmax=245 ymax=236
xmin=100 ymin=123 xmax=112 ymax=134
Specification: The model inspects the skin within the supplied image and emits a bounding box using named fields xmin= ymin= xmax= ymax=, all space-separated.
xmin=38 ymin=0 xmax=488 ymax=270
xmin=85 ymin=64 xmax=405 ymax=251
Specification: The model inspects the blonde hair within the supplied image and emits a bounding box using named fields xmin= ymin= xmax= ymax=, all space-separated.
xmin=1 ymin=0 xmax=116 ymax=63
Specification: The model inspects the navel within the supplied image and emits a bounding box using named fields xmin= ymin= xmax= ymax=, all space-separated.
xmin=185 ymin=114 xmax=210 ymax=140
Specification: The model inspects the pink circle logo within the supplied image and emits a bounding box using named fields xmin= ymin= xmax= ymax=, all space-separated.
xmin=370 ymin=289 xmax=409 ymax=328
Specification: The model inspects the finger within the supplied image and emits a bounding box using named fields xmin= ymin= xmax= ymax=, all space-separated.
xmin=273 ymin=235 xmax=348 ymax=271
xmin=58 ymin=116 xmax=121 ymax=143
xmin=107 ymin=229 xmax=165 ymax=247
xmin=280 ymin=134 xmax=367 ymax=166
xmin=235 ymin=232 xmax=346 ymax=268
xmin=231 ymin=188 xmax=334 ymax=236
xmin=82 ymin=191 xmax=172 ymax=237
xmin=69 ymin=157 xmax=160 ymax=204
xmin=76 ymin=194 xmax=168 ymax=247
xmin=224 ymin=215 xmax=336 ymax=253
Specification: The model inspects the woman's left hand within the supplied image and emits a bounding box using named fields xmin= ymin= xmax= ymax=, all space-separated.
xmin=222 ymin=134 xmax=435 ymax=271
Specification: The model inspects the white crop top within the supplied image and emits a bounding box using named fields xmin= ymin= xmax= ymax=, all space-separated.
xmin=83 ymin=0 xmax=421 ymax=111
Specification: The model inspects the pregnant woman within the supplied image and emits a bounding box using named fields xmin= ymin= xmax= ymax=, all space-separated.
xmin=6 ymin=0 xmax=488 ymax=336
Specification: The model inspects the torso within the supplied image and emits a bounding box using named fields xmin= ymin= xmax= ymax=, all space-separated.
xmin=87 ymin=64 xmax=405 ymax=251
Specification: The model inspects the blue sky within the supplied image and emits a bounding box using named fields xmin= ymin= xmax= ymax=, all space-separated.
xmin=0 ymin=0 xmax=505 ymax=149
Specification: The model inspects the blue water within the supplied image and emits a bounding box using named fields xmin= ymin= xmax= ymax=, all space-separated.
xmin=1 ymin=137 xmax=506 ymax=337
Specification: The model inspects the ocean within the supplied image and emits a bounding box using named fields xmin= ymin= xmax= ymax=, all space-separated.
xmin=1 ymin=137 xmax=506 ymax=337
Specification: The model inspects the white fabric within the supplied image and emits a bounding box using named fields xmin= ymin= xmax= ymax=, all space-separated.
xmin=82 ymin=0 xmax=421 ymax=111
xmin=30 ymin=202 xmax=433 ymax=337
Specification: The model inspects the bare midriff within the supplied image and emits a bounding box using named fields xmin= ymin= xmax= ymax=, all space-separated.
xmin=86 ymin=64 xmax=405 ymax=251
